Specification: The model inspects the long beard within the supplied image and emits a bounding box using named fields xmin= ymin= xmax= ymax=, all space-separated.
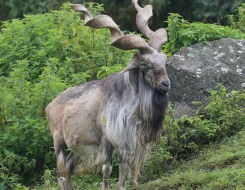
xmin=152 ymin=89 xmax=168 ymax=135
xmin=140 ymin=81 xmax=168 ymax=144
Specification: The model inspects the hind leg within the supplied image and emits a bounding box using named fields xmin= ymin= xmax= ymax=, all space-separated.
xmin=102 ymin=163 xmax=112 ymax=190
xmin=59 ymin=151 xmax=79 ymax=190
xmin=54 ymin=134 xmax=78 ymax=190
xmin=99 ymin=137 xmax=113 ymax=190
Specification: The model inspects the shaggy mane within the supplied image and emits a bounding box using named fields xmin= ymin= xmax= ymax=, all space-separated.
xmin=101 ymin=68 xmax=168 ymax=169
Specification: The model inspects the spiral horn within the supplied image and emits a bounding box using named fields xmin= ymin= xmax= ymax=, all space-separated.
xmin=132 ymin=0 xmax=168 ymax=52
xmin=70 ymin=4 xmax=153 ymax=54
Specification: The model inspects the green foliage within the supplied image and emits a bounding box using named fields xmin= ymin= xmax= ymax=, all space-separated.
xmin=140 ymin=84 xmax=245 ymax=183
xmin=0 ymin=0 xmax=170 ymax=32
xmin=0 ymin=0 xmax=81 ymax=21
xmin=2 ymin=0 xmax=244 ymax=33
xmin=43 ymin=170 xmax=60 ymax=190
xmin=228 ymin=3 xmax=245 ymax=32
xmin=142 ymin=136 xmax=173 ymax=181
xmin=164 ymin=13 xmax=245 ymax=57
xmin=133 ymin=131 xmax=245 ymax=190
xmin=0 ymin=59 xmax=66 ymax=185
xmin=193 ymin=0 xmax=245 ymax=24
xmin=180 ymin=84 xmax=245 ymax=144
xmin=0 ymin=3 xmax=134 ymax=189
xmin=0 ymin=2 xmax=133 ymax=82
xmin=0 ymin=163 xmax=19 ymax=190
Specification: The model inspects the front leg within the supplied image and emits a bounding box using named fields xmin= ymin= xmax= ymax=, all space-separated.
xmin=117 ymin=161 xmax=128 ymax=190
xmin=102 ymin=163 xmax=112 ymax=190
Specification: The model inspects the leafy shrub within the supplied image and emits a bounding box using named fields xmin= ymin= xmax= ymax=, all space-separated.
xmin=0 ymin=2 xmax=134 ymax=188
xmin=192 ymin=0 xmax=244 ymax=25
xmin=142 ymin=85 xmax=245 ymax=182
xmin=228 ymin=3 xmax=245 ymax=32
xmin=164 ymin=13 xmax=245 ymax=57
xmin=0 ymin=2 xmax=133 ymax=82
xmin=179 ymin=84 xmax=245 ymax=146
xmin=0 ymin=59 xmax=66 ymax=184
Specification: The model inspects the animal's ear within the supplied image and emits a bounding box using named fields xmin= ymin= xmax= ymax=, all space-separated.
xmin=122 ymin=52 xmax=140 ymax=73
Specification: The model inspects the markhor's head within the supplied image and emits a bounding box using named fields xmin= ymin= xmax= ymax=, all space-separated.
xmin=124 ymin=50 xmax=170 ymax=93
xmin=71 ymin=0 xmax=170 ymax=93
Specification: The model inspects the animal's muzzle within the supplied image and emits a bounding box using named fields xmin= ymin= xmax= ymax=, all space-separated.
xmin=161 ymin=80 xmax=170 ymax=92
xmin=162 ymin=81 xmax=170 ymax=87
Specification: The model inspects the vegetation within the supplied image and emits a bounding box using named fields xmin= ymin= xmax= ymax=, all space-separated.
xmin=0 ymin=3 xmax=133 ymax=189
xmin=0 ymin=2 xmax=133 ymax=81
xmin=133 ymin=130 xmax=245 ymax=189
xmin=228 ymin=3 xmax=245 ymax=32
xmin=0 ymin=2 xmax=245 ymax=189
xmin=164 ymin=12 xmax=245 ymax=57
xmin=139 ymin=84 xmax=245 ymax=183
xmin=1 ymin=0 xmax=245 ymax=31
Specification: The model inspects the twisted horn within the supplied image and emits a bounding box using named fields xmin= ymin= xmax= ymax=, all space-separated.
xmin=132 ymin=0 xmax=168 ymax=52
xmin=70 ymin=4 xmax=153 ymax=54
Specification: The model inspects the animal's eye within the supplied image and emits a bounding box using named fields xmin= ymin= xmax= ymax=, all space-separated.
xmin=140 ymin=62 xmax=148 ymax=68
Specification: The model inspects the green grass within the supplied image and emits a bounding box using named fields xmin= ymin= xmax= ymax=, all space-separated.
xmin=133 ymin=131 xmax=245 ymax=190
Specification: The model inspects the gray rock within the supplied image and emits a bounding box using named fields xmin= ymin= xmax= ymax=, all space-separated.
xmin=167 ymin=38 xmax=245 ymax=118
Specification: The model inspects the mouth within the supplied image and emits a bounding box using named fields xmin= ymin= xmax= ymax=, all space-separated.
xmin=156 ymin=85 xmax=170 ymax=93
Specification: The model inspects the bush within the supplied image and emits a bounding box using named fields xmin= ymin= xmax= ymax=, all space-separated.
xmin=0 ymin=59 xmax=66 ymax=185
xmin=0 ymin=2 xmax=134 ymax=188
xmin=141 ymin=84 xmax=245 ymax=182
xmin=228 ymin=3 xmax=245 ymax=32
xmin=0 ymin=2 xmax=133 ymax=82
xmin=178 ymin=84 xmax=245 ymax=147
xmin=164 ymin=13 xmax=245 ymax=57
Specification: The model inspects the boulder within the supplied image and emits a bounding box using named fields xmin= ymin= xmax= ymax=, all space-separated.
xmin=167 ymin=38 xmax=245 ymax=118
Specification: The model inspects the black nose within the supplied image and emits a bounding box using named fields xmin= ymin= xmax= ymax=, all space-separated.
xmin=162 ymin=81 xmax=170 ymax=87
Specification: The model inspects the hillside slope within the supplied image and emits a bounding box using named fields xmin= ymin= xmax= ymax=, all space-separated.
xmin=133 ymin=131 xmax=245 ymax=190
